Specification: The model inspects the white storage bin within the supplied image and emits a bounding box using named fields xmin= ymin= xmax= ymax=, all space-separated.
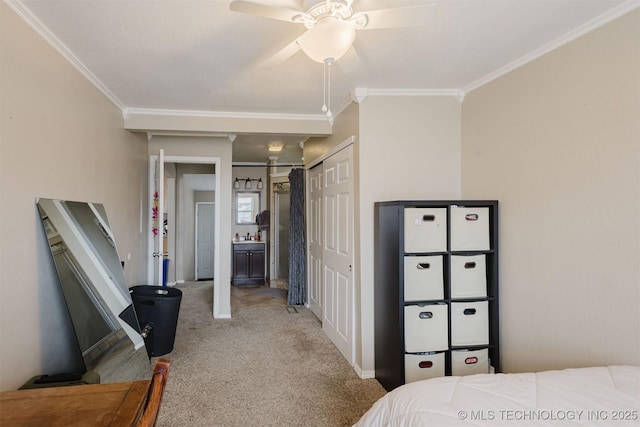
xmin=451 ymin=301 xmax=489 ymax=346
xmin=450 ymin=206 xmax=490 ymax=251
xmin=451 ymin=349 xmax=489 ymax=376
xmin=451 ymin=255 xmax=487 ymax=298
xmin=405 ymin=352 xmax=446 ymax=383
xmin=404 ymin=255 xmax=444 ymax=301
xmin=404 ymin=208 xmax=447 ymax=253
xmin=404 ymin=304 xmax=448 ymax=352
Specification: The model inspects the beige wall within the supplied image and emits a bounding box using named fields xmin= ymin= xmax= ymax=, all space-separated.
xmin=305 ymin=101 xmax=362 ymax=366
xmin=462 ymin=9 xmax=640 ymax=372
xmin=232 ymin=166 xmax=268 ymax=239
xmin=358 ymin=96 xmax=462 ymax=374
xmin=306 ymin=97 xmax=462 ymax=375
xmin=304 ymin=102 xmax=360 ymax=165
xmin=148 ymin=136 xmax=233 ymax=318
xmin=0 ymin=4 xmax=148 ymax=391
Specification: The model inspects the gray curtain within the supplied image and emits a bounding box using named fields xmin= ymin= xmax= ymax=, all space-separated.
xmin=287 ymin=168 xmax=306 ymax=305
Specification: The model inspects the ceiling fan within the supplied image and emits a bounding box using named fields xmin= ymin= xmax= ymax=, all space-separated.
xmin=230 ymin=0 xmax=437 ymax=67
xmin=230 ymin=0 xmax=437 ymax=115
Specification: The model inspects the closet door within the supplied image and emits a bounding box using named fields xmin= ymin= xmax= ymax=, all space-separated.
xmin=322 ymin=145 xmax=355 ymax=364
xmin=307 ymin=164 xmax=323 ymax=320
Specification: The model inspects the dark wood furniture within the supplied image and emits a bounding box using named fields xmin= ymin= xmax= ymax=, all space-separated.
xmin=232 ymin=242 xmax=265 ymax=286
xmin=0 ymin=359 xmax=170 ymax=427
xmin=374 ymin=200 xmax=500 ymax=391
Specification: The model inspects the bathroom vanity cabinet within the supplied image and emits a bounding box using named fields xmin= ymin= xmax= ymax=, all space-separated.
xmin=232 ymin=242 xmax=265 ymax=286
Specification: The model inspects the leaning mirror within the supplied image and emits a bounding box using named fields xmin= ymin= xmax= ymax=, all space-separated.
xmin=235 ymin=191 xmax=260 ymax=225
xmin=36 ymin=198 xmax=150 ymax=384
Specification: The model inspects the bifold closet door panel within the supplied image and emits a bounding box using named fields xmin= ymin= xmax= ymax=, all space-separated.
xmin=404 ymin=208 xmax=447 ymax=253
xmin=404 ymin=255 xmax=444 ymax=301
xmin=451 ymin=301 xmax=489 ymax=346
xmin=450 ymin=206 xmax=490 ymax=251
xmin=405 ymin=352 xmax=446 ymax=383
xmin=450 ymin=255 xmax=487 ymax=298
xmin=451 ymin=349 xmax=489 ymax=376
xmin=404 ymin=304 xmax=448 ymax=352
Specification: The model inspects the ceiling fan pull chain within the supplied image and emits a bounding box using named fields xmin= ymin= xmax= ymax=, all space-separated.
xmin=325 ymin=58 xmax=333 ymax=117
xmin=322 ymin=60 xmax=328 ymax=113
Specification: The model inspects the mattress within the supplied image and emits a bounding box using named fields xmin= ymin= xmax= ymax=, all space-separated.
xmin=354 ymin=366 xmax=639 ymax=426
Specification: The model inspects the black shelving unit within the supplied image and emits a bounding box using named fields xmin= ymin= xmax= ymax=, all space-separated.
xmin=374 ymin=200 xmax=500 ymax=391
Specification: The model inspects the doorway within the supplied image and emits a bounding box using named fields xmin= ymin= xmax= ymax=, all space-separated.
xmin=148 ymin=154 xmax=225 ymax=317
xmin=273 ymin=182 xmax=290 ymax=288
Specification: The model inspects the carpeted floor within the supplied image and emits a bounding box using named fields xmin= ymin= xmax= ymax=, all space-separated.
xmin=155 ymin=282 xmax=386 ymax=427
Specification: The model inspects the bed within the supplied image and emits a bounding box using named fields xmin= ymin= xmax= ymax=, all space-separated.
xmin=354 ymin=365 xmax=639 ymax=426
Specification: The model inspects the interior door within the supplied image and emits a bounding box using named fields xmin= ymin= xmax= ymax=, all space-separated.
xmin=196 ymin=202 xmax=215 ymax=280
xmin=149 ymin=149 xmax=165 ymax=286
xmin=307 ymin=164 xmax=323 ymax=320
xmin=322 ymin=145 xmax=354 ymax=363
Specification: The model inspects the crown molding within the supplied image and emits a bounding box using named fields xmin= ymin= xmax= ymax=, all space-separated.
xmin=125 ymin=107 xmax=333 ymax=135
xmin=6 ymin=0 xmax=127 ymax=110
xmin=351 ymin=88 xmax=368 ymax=103
xmin=347 ymin=88 xmax=465 ymax=105
xmin=464 ymin=0 xmax=640 ymax=94
xmin=146 ymin=130 xmax=236 ymax=140
xmin=123 ymin=107 xmax=329 ymax=122
xmin=363 ymin=88 xmax=464 ymax=98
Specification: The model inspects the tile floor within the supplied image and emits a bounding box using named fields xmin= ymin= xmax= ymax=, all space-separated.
xmin=230 ymin=285 xmax=288 ymax=308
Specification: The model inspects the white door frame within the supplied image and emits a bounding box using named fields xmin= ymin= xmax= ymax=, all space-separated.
xmin=306 ymin=163 xmax=323 ymax=320
xmin=148 ymin=155 xmax=222 ymax=316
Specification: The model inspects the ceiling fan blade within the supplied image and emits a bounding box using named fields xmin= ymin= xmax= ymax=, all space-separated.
xmin=259 ymin=38 xmax=303 ymax=69
xmin=336 ymin=46 xmax=362 ymax=74
xmin=230 ymin=0 xmax=302 ymax=23
xmin=356 ymin=4 xmax=438 ymax=30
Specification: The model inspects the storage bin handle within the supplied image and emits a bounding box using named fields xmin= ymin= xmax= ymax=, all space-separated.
xmin=422 ymin=214 xmax=436 ymax=222
xmin=419 ymin=311 xmax=433 ymax=319
xmin=465 ymin=213 xmax=479 ymax=221
xmin=418 ymin=361 xmax=433 ymax=369
xmin=463 ymin=308 xmax=477 ymax=315
xmin=464 ymin=262 xmax=476 ymax=269
xmin=465 ymin=357 xmax=478 ymax=365
xmin=417 ymin=262 xmax=430 ymax=270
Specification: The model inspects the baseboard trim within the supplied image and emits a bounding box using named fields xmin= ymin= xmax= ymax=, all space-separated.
xmin=354 ymin=363 xmax=376 ymax=380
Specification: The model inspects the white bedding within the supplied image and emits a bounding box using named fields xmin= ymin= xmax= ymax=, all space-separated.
xmin=354 ymin=366 xmax=639 ymax=426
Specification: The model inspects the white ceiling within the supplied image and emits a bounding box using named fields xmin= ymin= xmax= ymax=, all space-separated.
xmin=9 ymin=0 xmax=639 ymax=162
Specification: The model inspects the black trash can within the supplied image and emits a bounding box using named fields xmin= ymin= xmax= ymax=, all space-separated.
xmin=130 ymin=285 xmax=182 ymax=357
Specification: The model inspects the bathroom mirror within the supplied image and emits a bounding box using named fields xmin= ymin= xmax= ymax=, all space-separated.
xmin=236 ymin=191 xmax=260 ymax=225
xmin=36 ymin=198 xmax=151 ymax=384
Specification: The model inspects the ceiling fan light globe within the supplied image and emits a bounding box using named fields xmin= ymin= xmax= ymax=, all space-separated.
xmin=298 ymin=19 xmax=356 ymax=63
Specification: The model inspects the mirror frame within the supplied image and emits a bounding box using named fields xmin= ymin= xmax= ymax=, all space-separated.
xmin=36 ymin=198 xmax=150 ymax=383
xmin=235 ymin=191 xmax=261 ymax=225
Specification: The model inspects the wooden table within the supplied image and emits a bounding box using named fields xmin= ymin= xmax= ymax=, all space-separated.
xmin=0 ymin=359 xmax=169 ymax=427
